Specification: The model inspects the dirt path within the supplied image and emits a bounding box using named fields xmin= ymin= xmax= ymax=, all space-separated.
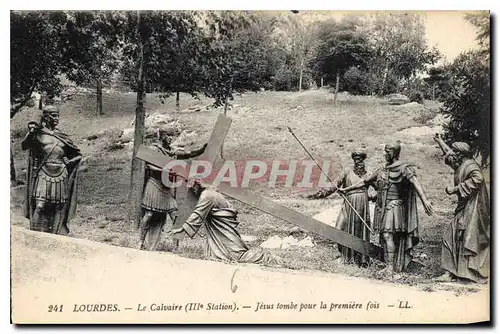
xmin=11 ymin=226 xmax=489 ymax=324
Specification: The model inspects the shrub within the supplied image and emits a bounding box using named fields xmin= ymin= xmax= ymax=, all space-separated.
xmin=409 ymin=90 xmax=425 ymax=104
xmin=272 ymin=66 xmax=312 ymax=91
xmin=342 ymin=66 xmax=369 ymax=95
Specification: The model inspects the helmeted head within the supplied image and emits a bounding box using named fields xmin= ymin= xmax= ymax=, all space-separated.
xmin=384 ymin=141 xmax=401 ymax=163
xmin=42 ymin=105 xmax=60 ymax=128
xmin=157 ymin=127 xmax=180 ymax=148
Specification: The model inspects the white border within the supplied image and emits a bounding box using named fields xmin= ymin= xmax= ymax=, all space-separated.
xmin=2 ymin=1 xmax=498 ymax=333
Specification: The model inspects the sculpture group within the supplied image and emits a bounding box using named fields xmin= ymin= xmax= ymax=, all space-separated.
xmin=20 ymin=104 xmax=490 ymax=284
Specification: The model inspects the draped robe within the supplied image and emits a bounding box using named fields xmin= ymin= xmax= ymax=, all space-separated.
xmin=441 ymin=158 xmax=490 ymax=282
xmin=182 ymin=189 xmax=274 ymax=264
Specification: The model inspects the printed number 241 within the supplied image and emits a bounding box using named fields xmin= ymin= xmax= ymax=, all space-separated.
xmin=48 ymin=305 xmax=63 ymax=312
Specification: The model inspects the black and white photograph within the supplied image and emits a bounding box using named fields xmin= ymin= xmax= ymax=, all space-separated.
xmin=8 ymin=6 xmax=491 ymax=324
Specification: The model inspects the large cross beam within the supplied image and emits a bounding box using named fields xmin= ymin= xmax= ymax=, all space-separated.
xmin=135 ymin=115 xmax=383 ymax=260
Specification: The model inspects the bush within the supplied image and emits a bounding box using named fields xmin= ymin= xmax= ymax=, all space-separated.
xmin=342 ymin=66 xmax=370 ymax=95
xmin=409 ymin=90 xmax=425 ymax=104
xmin=272 ymin=66 xmax=312 ymax=91
xmin=361 ymin=69 xmax=401 ymax=96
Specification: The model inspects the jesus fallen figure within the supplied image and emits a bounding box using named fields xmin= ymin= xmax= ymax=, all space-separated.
xmin=167 ymin=181 xmax=277 ymax=266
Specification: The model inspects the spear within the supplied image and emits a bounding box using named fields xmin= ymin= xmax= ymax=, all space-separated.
xmin=287 ymin=127 xmax=375 ymax=235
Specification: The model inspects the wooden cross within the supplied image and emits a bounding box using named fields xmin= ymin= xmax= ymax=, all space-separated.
xmin=135 ymin=115 xmax=383 ymax=260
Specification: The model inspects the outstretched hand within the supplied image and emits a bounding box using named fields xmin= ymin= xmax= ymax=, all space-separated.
xmin=445 ymin=186 xmax=457 ymax=195
xmin=423 ymin=200 xmax=434 ymax=216
xmin=167 ymin=227 xmax=184 ymax=238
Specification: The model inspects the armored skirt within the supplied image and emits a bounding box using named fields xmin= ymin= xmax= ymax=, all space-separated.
xmin=34 ymin=164 xmax=69 ymax=204
xmin=372 ymin=199 xmax=406 ymax=233
xmin=141 ymin=178 xmax=177 ymax=213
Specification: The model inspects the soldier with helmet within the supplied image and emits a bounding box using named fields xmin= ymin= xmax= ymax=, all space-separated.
xmin=21 ymin=104 xmax=83 ymax=235
xmin=138 ymin=127 xmax=207 ymax=250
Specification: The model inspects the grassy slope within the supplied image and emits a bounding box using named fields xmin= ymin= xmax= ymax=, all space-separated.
xmin=10 ymin=89 xmax=483 ymax=293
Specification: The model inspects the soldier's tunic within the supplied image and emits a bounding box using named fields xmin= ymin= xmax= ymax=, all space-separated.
xmin=364 ymin=161 xmax=420 ymax=272
xmin=139 ymin=144 xmax=178 ymax=251
xmin=141 ymin=144 xmax=178 ymax=214
xmin=139 ymin=142 xmax=206 ymax=251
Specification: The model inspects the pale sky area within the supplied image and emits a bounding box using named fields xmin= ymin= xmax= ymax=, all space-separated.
xmin=423 ymin=11 xmax=481 ymax=62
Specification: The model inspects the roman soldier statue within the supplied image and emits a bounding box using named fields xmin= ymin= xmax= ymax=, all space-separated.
xmin=22 ymin=104 xmax=82 ymax=235
xmin=139 ymin=128 xmax=207 ymax=250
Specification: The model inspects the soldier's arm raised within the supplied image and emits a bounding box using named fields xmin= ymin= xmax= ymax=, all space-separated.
xmin=175 ymin=143 xmax=208 ymax=159
xmin=21 ymin=123 xmax=38 ymax=150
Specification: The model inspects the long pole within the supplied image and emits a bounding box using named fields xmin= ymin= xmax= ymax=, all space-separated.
xmin=287 ymin=127 xmax=375 ymax=235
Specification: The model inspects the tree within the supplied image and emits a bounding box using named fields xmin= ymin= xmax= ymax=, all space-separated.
xmin=273 ymin=13 xmax=318 ymax=91
xmin=148 ymin=11 xmax=206 ymax=110
xmin=439 ymin=12 xmax=490 ymax=166
xmin=11 ymin=11 xmax=69 ymax=184
xmin=10 ymin=11 xmax=69 ymax=118
xmin=62 ymin=10 xmax=125 ymax=116
xmin=440 ymin=51 xmax=490 ymax=165
xmin=464 ymin=11 xmax=490 ymax=60
xmin=120 ymin=10 xmax=148 ymax=222
xmin=202 ymin=11 xmax=272 ymax=112
xmin=423 ymin=66 xmax=452 ymax=101
xmin=311 ymin=17 xmax=372 ymax=104
xmin=362 ymin=13 xmax=441 ymax=95
xmin=121 ymin=10 xmax=214 ymax=221
xmin=120 ymin=11 xmax=210 ymax=110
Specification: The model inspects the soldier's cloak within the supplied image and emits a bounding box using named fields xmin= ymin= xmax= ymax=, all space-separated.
xmin=23 ymin=127 xmax=81 ymax=234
